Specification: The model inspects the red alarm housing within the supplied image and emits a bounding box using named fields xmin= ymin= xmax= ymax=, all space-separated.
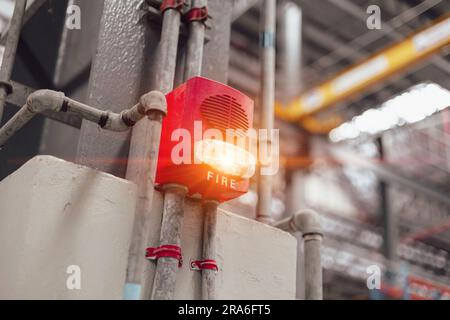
xmin=155 ymin=77 xmax=255 ymax=202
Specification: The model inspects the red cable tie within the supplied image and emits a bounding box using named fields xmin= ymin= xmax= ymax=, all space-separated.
xmin=184 ymin=6 xmax=208 ymax=23
xmin=160 ymin=0 xmax=185 ymax=13
xmin=190 ymin=259 xmax=219 ymax=272
xmin=146 ymin=244 xmax=183 ymax=268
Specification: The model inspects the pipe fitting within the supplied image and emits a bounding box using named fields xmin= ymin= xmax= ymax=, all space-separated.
xmin=140 ymin=90 xmax=167 ymax=116
xmin=103 ymin=111 xmax=129 ymax=132
xmin=26 ymin=90 xmax=65 ymax=113
xmin=292 ymin=209 xmax=323 ymax=237
xmin=273 ymin=209 xmax=323 ymax=237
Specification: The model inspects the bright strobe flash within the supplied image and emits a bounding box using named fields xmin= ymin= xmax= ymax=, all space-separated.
xmin=155 ymin=76 xmax=254 ymax=202
xmin=194 ymin=139 xmax=256 ymax=179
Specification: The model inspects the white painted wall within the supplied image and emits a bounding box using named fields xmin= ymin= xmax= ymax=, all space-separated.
xmin=0 ymin=156 xmax=297 ymax=300
xmin=0 ymin=156 xmax=137 ymax=299
xmin=146 ymin=193 xmax=298 ymax=300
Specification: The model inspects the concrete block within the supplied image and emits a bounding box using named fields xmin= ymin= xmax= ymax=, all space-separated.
xmin=0 ymin=156 xmax=137 ymax=299
xmin=147 ymin=195 xmax=297 ymax=300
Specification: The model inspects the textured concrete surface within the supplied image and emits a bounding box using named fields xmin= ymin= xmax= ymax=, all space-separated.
xmin=0 ymin=156 xmax=136 ymax=299
xmin=145 ymin=193 xmax=297 ymax=300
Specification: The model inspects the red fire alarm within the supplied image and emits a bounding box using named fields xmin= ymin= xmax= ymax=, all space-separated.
xmin=155 ymin=77 xmax=255 ymax=202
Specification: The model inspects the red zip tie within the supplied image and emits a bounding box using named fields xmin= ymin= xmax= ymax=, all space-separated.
xmin=184 ymin=6 xmax=208 ymax=23
xmin=160 ymin=0 xmax=185 ymax=13
xmin=190 ymin=259 xmax=218 ymax=272
xmin=146 ymin=245 xmax=183 ymax=268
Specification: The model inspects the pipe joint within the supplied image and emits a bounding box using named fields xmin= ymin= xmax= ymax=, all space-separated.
xmin=140 ymin=90 xmax=167 ymax=116
xmin=292 ymin=209 xmax=323 ymax=238
xmin=26 ymin=90 xmax=65 ymax=113
xmin=274 ymin=209 xmax=323 ymax=237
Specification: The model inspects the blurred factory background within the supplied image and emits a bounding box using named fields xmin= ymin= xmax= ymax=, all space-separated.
xmin=0 ymin=0 xmax=449 ymax=299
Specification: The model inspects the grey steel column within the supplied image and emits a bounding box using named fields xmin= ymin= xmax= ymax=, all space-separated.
xmin=377 ymin=137 xmax=398 ymax=285
xmin=0 ymin=0 xmax=27 ymax=123
xmin=76 ymin=0 xmax=159 ymax=177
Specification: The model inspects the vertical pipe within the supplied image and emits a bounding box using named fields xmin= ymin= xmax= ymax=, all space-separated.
xmin=273 ymin=210 xmax=323 ymax=300
xmin=303 ymin=234 xmax=323 ymax=300
xmin=151 ymin=184 xmax=188 ymax=300
xmin=126 ymin=3 xmax=182 ymax=299
xmin=154 ymin=8 xmax=182 ymax=94
xmin=279 ymin=1 xmax=302 ymax=102
xmin=182 ymin=0 xmax=218 ymax=301
xmin=184 ymin=0 xmax=206 ymax=80
xmin=0 ymin=0 xmax=27 ymax=123
xmin=202 ymin=200 xmax=218 ymax=300
xmin=256 ymin=0 xmax=276 ymax=224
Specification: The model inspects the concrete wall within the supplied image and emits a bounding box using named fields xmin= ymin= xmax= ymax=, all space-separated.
xmin=0 ymin=156 xmax=297 ymax=299
xmin=177 ymin=204 xmax=297 ymax=300
xmin=0 ymin=156 xmax=137 ymax=299
xmin=142 ymin=194 xmax=298 ymax=300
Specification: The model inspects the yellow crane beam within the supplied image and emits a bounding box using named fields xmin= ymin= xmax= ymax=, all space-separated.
xmin=275 ymin=15 xmax=450 ymax=127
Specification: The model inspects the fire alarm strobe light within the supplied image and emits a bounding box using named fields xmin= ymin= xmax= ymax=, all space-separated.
xmin=156 ymin=76 xmax=255 ymax=203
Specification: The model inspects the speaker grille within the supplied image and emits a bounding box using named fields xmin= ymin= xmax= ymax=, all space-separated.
xmin=200 ymin=94 xmax=249 ymax=136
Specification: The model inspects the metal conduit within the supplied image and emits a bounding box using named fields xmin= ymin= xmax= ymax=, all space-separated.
xmin=274 ymin=209 xmax=324 ymax=300
xmin=143 ymin=2 xmax=184 ymax=300
xmin=0 ymin=0 xmax=27 ymax=123
xmin=151 ymin=184 xmax=188 ymax=300
xmin=256 ymin=0 xmax=276 ymax=225
xmin=201 ymin=200 xmax=218 ymax=300
xmin=0 ymin=89 xmax=166 ymax=148
xmin=185 ymin=0 xmax=207 ymax=80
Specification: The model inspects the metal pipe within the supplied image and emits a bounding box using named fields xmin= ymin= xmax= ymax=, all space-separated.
xmin=151 ymin=184 xmax=188 ymax=300
xmin=184 ymin=0 xmax=207 ymax=80
xmin=154 ymin=6 xmax=183 ymax=94
xmin=0 ymin=89 xmax=166 ymax=147
xmin=129 ymin=1 xmax=183 ymax=300
xmin=274 ymin=209 xmax=323 ymax=300
xmin=0 ymin=0 xmax=27 ymax=123
xmin=183 ymin=0 xmax=218 ymax=301
xmin=279 ymin=1 xmax=302 ymax=102
xmin=201 ymin=200 xmax=218 ymax=300
xmin=256 ymin=0 xmax=276 ymax=224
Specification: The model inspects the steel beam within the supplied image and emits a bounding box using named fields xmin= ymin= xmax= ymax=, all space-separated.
xmin=330 ymin=145 xmax=450 ymax=207
xmin=275 ymin=15 xmax=450 ymax=122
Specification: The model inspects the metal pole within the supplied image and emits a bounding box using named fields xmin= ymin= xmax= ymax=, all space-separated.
xmin=182 ymin=0 xmax=217 ymax=301
xmin=303 ymin=234 xmax=323 ymax=300
xmin=256 ymin=0 xmax=276 ymax=224
xmin=377 ymin=137 xmax=397 ymax=286
xmin=184 ymin=0 xmax=207 ymax=80
xmin=273 ymin=209 xmax=323 ymax=300
xmin=201 ymin=200 xmax=218 ymax=300
xmin=151 ymin=184 xmax=188 ymax=300
xmin=124 ymin=1 xmax=183 ymax=299
xmin=0 ymin=0 xmax=27 ymax=123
